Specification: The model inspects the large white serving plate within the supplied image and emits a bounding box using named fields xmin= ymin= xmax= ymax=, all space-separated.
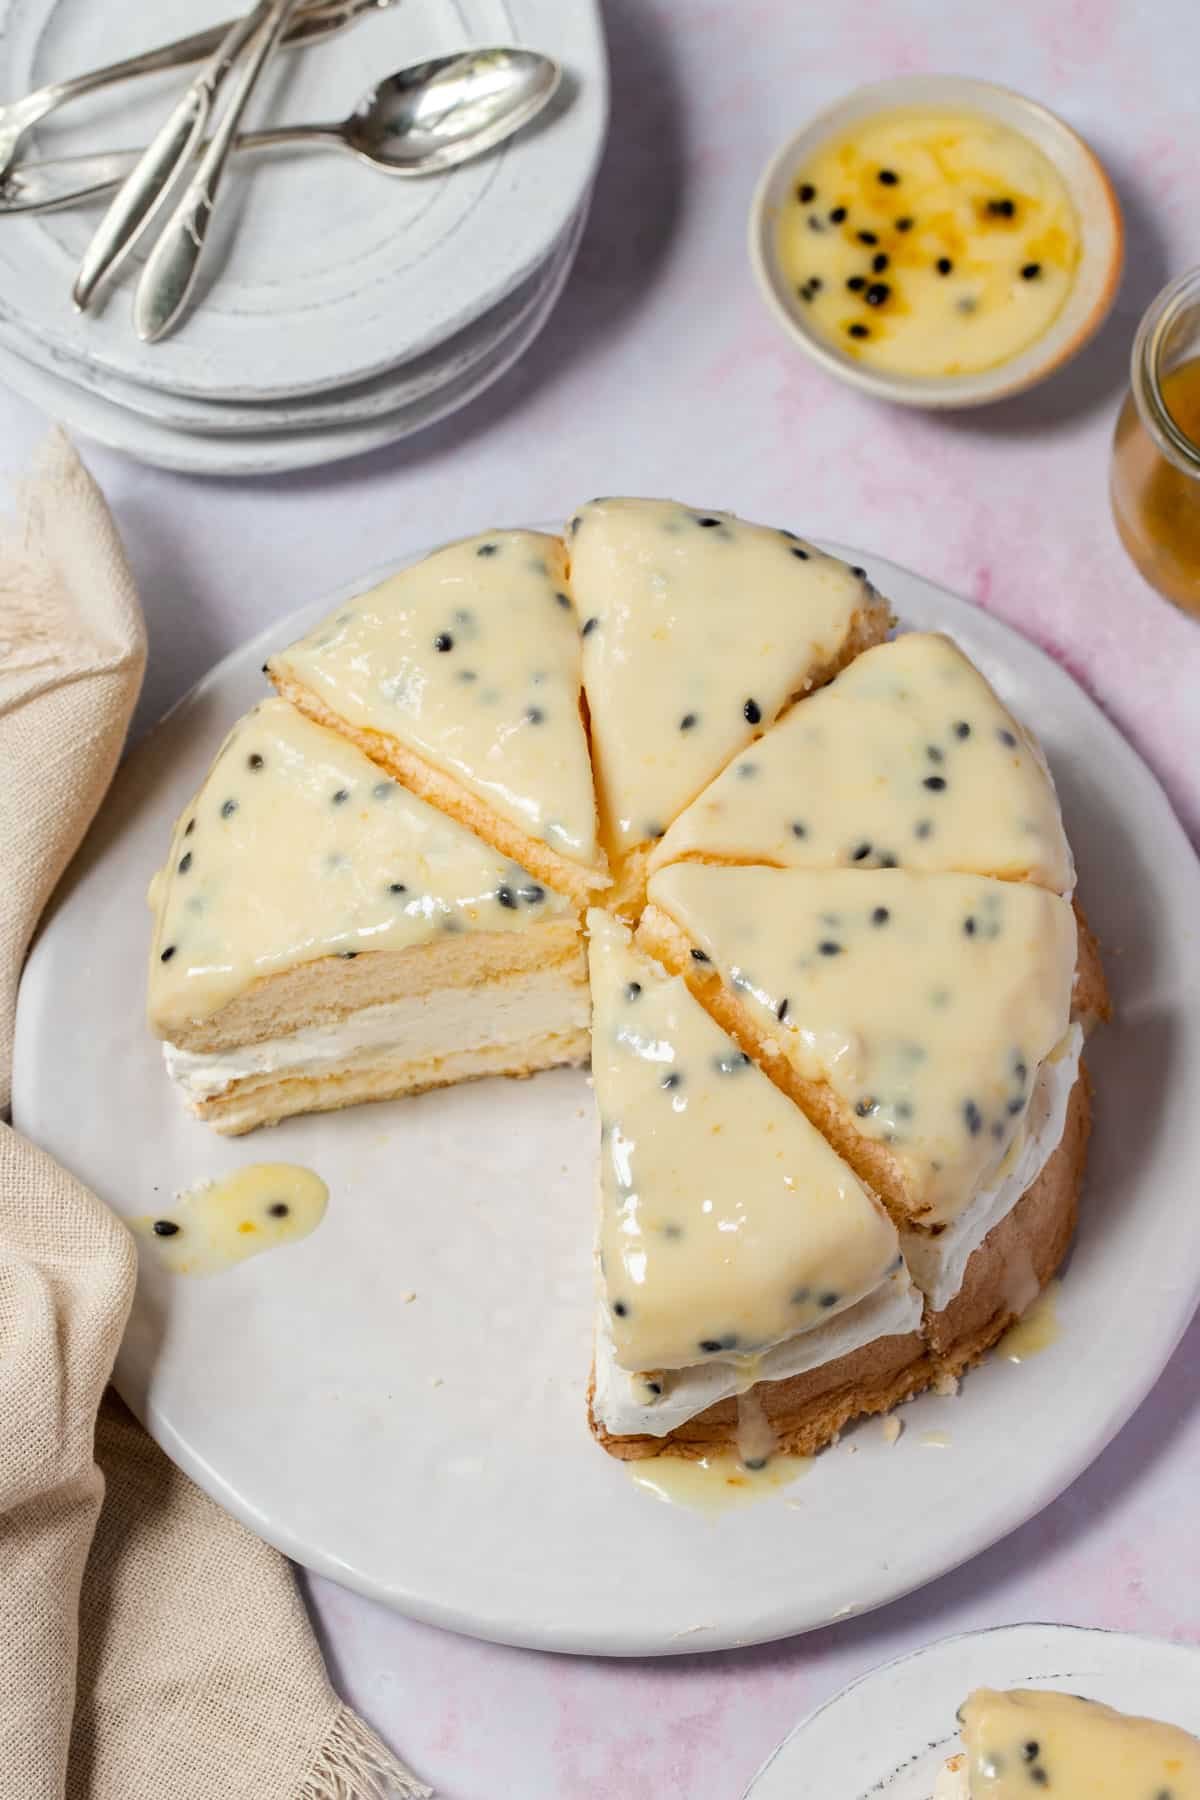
xmin=743 ymin=1623 xmax=1200 ymax=1797
xmin=14 ymin=542 xmax=1200 ymax=1657
xmin=0 ymin=0 xmax=607 ymax=400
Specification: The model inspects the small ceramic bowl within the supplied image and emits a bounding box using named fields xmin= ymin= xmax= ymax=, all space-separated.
xmin=749 ymin=75 xmax=1124 ymax=409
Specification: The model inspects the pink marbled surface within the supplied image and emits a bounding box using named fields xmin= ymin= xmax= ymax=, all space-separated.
xmin=3 ymin=1 xmax=1199 ymax=1794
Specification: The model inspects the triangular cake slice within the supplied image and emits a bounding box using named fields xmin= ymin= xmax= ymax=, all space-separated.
xmin=568 ymin=498 xmax=891 ymax=901
xmin=639 ymin=866 xmax=1077 ymax=1231
xmin=269 ymin=531 xmax=605 ymax=906
xmin=935 ymin=1689 xmax=1200 ymax=1799
xmin=148 ymin=699 xmax=589 ymax=1133
xmin=586 ymin=909 xmax=919 ymax=1456
xmin=649 ymin=632 xmax=1074 ymax=892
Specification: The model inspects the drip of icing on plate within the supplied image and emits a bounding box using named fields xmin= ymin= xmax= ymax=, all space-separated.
xmin=627 ymin=1451 xmax=812 ymax=1515
xmin=999 ymin=1279 xmax=1061 ymax=1362
xmin=135 ymin=1164 xmax=328 ymax=1274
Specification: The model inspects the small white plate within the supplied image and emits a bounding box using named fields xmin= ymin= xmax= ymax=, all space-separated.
xmin=0 ymin=199 xmax=581 ymax=436
xmin=743 ymin=1623 xmax=1200 ymax=1797
xmin=0 ymin=198 xmax=587 ymax=473
xmin=0 ymin=0 xmax=607 ymax=401
xmin=14 ymin=545 xmax=1200 ymax=1657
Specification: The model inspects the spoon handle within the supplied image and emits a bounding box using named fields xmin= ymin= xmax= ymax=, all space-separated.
xmin=133 ymin=0 xmax=303 ymax=344
xmin=72 ymin=1 xmax=272 ymax=312
xmin=0 ymin=129 xmax=345 ymax=216
xmin=0 ymin=125 xmax=355 ymax=216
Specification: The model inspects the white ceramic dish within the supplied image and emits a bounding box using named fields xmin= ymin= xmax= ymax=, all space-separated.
xmin=750 ymin=76 xmax=1124 ymax=409
xmin=0 ymin=198 xmax=588 ymax=473
xmin=0 ymin=0 xmax=607 ymax=401
xmin=14 ymin=544 xmax=1200 ymax=1657
xmin=743 ymin=1623 xmax=1200 ymax=1797
xmin=0 ymin=200 xmax=580 ymax=437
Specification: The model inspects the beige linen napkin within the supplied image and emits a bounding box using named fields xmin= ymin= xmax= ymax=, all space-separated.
xmin=0 ymin=434 xmax=429 ymax=1800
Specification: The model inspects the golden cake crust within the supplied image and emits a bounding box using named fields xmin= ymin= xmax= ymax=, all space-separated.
xmin=270 ymin=668 xmax=607 ymax=908
xmin=595 ymin=597 xmax=894 ymax=915
xmin=634 ymin=895 xmax=1107 ymax=1231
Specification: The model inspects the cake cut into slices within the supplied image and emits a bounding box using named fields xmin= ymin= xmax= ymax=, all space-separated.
xmin=268 ymin=530 xmax=606 ymax=906
xmin=638 ymin=866 xmax=1078 ymax=1231
xmin=144 ymin=497 xmax=1109 ymax=1466
xmin=935 ymin=1688 xmax=1200 ymax=1798
xmin=568 ymin=498 xmax=892 ymax=901
xmin=648 ymin=631 xmax=1075 ymax=893
xmin=147 ymin=699 xmax=589 ymax=1134
xmin=586 ymin=909 xmax=924 ymax=1460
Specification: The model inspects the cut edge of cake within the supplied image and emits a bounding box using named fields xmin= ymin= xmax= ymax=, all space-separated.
xmin=163 ymin=928 xmax=591 ymax=1135
xmin=593 ymin=595 xmax=895 ymax=915
xmin=634 ymin=881 xmax=1106 ymax=1234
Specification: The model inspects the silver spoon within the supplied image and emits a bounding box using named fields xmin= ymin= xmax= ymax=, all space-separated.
xmin=0 ymin=49 xmax=562 ymax=219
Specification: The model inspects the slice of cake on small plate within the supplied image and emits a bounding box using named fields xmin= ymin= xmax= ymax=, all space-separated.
xmin=935 ymin=1687 xmax=1200 ymax=1797
xmin=585 ymin=908 xmax=923 ymax=1461
xmin=648 ymin=631 xmax=1074 ymax=892
xmin=638 ymin=866 xmax=1105 ymax=1374
xmin=568 ymin=498 xmax=892 ymax=904
xmin=268 ymin=530 xmax=606 ymax=906
xmin=147 ymin=698 xmax=588 ymax=1134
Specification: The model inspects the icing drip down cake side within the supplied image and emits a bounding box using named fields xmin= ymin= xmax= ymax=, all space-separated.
xmin=146 ymin=500 xmax=1108 ymax=1462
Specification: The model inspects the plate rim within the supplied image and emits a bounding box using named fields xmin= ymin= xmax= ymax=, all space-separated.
xmin=14 ymin=539 xmax=1200 ymax=1657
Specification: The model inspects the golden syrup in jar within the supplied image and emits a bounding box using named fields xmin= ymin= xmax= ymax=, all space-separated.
xmin=1112 ymin=355 xmax=1200 ymax=617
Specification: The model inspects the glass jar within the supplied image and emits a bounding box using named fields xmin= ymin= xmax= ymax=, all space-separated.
xmin=1110 ymin=268 xmax=1200 ymax=618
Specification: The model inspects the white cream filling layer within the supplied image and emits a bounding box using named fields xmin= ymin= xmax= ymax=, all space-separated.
xmin=165 ymin=970 xmax=591 ymax=1100
xmin=593 ymin=1268 xmax=923 ymax=1439
xmin=902 ymin=1023 xmax=1083 ymax=1313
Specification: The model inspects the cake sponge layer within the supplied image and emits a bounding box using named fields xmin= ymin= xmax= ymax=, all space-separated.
xmin=190 ymin=1026 xmax=591 ymax=1136
xmin=167 ymin=948 xmax=590 ymax=1134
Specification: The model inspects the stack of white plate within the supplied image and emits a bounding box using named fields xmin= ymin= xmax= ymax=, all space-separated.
xmin=0 ymin=0 xmax=607 ymax=474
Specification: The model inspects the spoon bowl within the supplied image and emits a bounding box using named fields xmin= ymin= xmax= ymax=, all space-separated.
xmin=344 ymin=49 xmax=562 ymax=174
